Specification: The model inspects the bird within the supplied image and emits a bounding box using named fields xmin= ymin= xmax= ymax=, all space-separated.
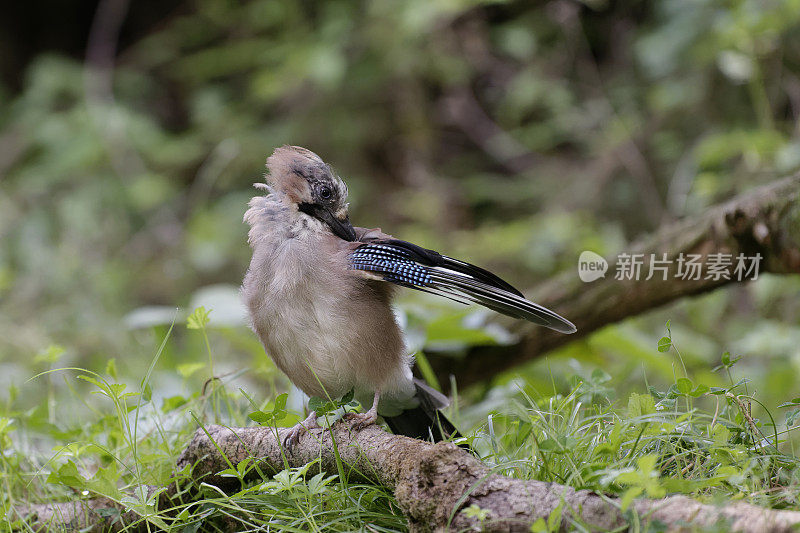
xmin=242 ymin=146 xmax=576 ymax=447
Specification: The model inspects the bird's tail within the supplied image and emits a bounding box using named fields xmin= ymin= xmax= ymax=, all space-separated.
xmin=383 ymin=379 xmax=462 ymax=443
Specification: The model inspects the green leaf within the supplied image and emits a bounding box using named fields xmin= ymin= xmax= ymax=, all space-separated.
xmin=308 ymin=389 xmax=354 ymax=416
xmin=689 ymin=384 xmax=709 ymax=397
xmin=308 ymin=396 xmax=337 ymax=416
xmin=730 ymin=378 xmax=751 ymax=391
xmin=620 ymin=486 xmax=643 ymax=511
xmin=676 ymin=378 xmax=693 ymax=394
xmin=217 ymin=467 xmax=239 ymax=478
xmin=627 ymin=393 xmax=656 ymax=417
xmin=778 ymin=398 xmax=800 ymax=408
xmin=461 ymin=504 xmax=491 ymax=522
xmin=248 ymin=410 xmax=272 ymax=425
xmin=87 ymin=463 xmax=122 ymax=500
xmin=177 ymin=362 xmax=205 ymax=378
xmin=340 ymin=389 xmax=354 ymax=404
xmin=720 ymin=351 xmax=744 ymax=368
xmin=77 ymin=374 xmax=105 ymax=390
xmin=270 ymin=396 xmax=288 ymax=422
xmin=47 ymin=460 xmax=86 ymax=489
xmin=248 ymin=392 xmax=290 ymax=425
xmin=141 ymin=383 xmax=152 ymax=402
xmin=35 ymin=344 xmax=65 ymax=365
xmin=105 ymin=358 xmax=118 ymax=380
xmin=637 ymin=454 xmax=658 ymax=472
xmin=657 ymin=336 xmax=672 ymax=352
xmin=648 ymin=386 xmax=665 ymax=399
xmin=186 ymin=306 xmax=211 ymax=330
xmin=237 ymin=457 xmax=252 ymax=476
xmin=530 ymin=517 xmax=548 ymax=533
xmin=162 ymin=395 xmax=188 ymax=412
xmin=307 ymin=471 xmax=336 ymax=495
xmin=274 ymin=393 xmax=288 ymax=411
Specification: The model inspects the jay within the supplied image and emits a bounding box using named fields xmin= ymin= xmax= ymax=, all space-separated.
xmin=243 ymin=146 xmax=575 ymax=446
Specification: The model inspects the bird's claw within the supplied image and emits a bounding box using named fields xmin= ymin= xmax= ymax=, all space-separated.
xmin=281 ymin=426 xmax=304 ymax=450
xmin=344 ymin=408 xmax=379 ymax=430
xmin=281 ymin=411 xmax=320 ymax=451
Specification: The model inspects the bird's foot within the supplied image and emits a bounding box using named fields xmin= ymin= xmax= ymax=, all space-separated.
xmin=282 ymin=411 xmax=320 ymax=451
xmin=344 ymin=406 xmax=379 ymax=430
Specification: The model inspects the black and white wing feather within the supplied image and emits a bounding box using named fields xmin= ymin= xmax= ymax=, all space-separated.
xmin=348 ymin=239 xmax=576 ymax=334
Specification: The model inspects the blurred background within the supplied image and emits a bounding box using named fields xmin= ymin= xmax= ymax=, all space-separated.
xmin=2 ymin=0 xmax=800 ymax=431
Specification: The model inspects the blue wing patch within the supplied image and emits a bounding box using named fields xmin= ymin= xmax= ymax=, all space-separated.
xmin=349 ymin=244 xmax=432 ymax=286
xmin=348 ymin=240 xmax=576 ymax=333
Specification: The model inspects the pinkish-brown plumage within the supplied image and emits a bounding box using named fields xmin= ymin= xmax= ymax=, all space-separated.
xmin=243 ymin=146 xmax=573 ymax=446
xmin=243 ymin=147 xmax=420 ymax=444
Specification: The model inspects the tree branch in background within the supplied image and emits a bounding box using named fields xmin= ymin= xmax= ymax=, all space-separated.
xmin=17 ymin=422 xmax=800 ymax=532
xmin=429 ymin=174 xmax=800 ymax=390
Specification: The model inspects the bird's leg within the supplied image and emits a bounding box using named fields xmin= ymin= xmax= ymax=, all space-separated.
xmin=345 ymin=390 xmax=380 ymax=429
xmin=282 ymin=410 xmax=320 ymax=450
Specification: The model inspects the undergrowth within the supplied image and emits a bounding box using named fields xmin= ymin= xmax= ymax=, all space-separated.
xmin=1 ymin=313 xmax=799 ymax=532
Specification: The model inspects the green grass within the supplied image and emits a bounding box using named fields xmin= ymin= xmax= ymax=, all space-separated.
xmin=2 ymin=311 xmax=800 ymax=532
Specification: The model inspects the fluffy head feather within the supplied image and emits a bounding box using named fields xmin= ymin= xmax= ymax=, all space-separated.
xmin=265 ymin=145 xmax=349 ymax=215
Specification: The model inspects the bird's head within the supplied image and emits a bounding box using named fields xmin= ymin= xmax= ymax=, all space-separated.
xmin=265 ymin=145 xmax=356 ymax=241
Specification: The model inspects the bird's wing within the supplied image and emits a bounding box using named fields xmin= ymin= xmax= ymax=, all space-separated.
xmin=347 ymin=238 xmax=576 ymax=334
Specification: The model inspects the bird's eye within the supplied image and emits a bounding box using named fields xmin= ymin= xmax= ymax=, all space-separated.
xmin=319 ymin=185 xmax=332 ymax=200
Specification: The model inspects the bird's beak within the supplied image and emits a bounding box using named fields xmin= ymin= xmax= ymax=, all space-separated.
xmin=323 ymin=210 xmax=357 ymax=242
xmin=299 ymin=202 xmax=357 ymax=241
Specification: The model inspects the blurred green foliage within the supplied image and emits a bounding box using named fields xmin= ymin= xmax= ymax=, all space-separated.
xmin=2 ymin=0 xmax=800 ymax=523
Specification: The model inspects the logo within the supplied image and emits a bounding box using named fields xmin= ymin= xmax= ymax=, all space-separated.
xmin=578 ymin=251 xmax=608 ymax=282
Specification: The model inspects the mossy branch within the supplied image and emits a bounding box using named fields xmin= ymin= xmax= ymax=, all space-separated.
xmin=17 ymin=421 xmax=800 ymax=532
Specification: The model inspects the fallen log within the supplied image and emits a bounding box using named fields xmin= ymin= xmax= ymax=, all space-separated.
xmin=18 ymin=421 xmax=800 ymax=532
